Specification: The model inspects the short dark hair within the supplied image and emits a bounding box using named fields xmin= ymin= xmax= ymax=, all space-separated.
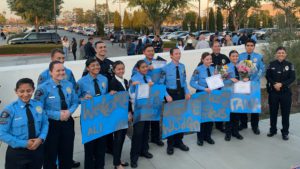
xmin=49 ymin=61 xmax=63 ymax=72
xmin=94 ymin=41 xmax=105 ymax=48
xmin=143 ymin=44 xmax=154 ymax=51
xmin=276 ymin=46 xmax=286 ymax=52
xmin=135 ymin=60 xmax=147 ymax=69
xmin=50 ymin=48 xmax=64 ymax=58
xmin=16 ymin=78 xmax=35 ymax=90
xmin=88 ymin=37 xmax=94 ymax=41
xmin=113 ymin=60 xmax=125 ymax=70
xmin=201 ymin=52 xmax=211 ymax=61
xmin=170 ymin=47 xmax=179 ymax=55
xmin=229 ymin=50 xmax=239 ymax=57
xmin=85 ymin=58 xmax=98 ymax=67
xmin=245 ymin=39 xmax=256 ymax=46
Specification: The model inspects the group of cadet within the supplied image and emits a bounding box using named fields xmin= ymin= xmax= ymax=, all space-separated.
xmin=0 ymin=38 xmax=296 ymax=169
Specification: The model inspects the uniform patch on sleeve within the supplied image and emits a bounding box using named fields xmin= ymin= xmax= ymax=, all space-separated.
xmin=34 ymin=89 xmax=44 ymax=100
xmin=37 ymin=75 xmax=43 ymax=84
xmin=0 ymin=111 xmax=10 ymax=124
xmin=193 ymin=70 xmax=199 ymax=76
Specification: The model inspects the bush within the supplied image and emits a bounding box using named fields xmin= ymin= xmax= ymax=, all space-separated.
xmin=0 ymin=44 xmax=63 ymax=55
xmin=163 ymin=40 xmax=177 ymax=49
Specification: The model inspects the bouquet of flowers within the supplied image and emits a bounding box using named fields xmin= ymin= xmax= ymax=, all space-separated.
xmin=237 ymin=60 xmax=256 ymax=79
xmin=215 ymin=64 xmax=229 ymax=79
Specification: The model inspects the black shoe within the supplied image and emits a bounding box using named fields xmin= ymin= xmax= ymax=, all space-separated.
xmin=204 ymin=138 xmax=215 ymax=144
xmin=232 ymin=133 xmax=244 ymax=140
xmin=72 ymin=160 xmax=80 ymax=168
xmin=174 ymin=143 xmax=189 ymax=151
xmin=140 ymin=152 xmax=153 ymax=159
xmin=197 ymin=139 xmax=203 ymax=146
xmin=252 ymin=128 xmax=260 ymax=135
xmin=167 ymin=146 xmax=174 ymax=155
xmin=130 ymin=162 xmax=138 ymax=168
xmin=282 ymin=135 xmax=289 ymax=141
xmin=121 ymin=162 xmax=129 ymax=167
xmin=267 ymin=132 xmax=277 ymax=137
xmin=238 ymin=125 xmax=248 ymax=131
xmin=151 ymin=140 xmax=164 ymax=147
xmin=225 ymin=134 xmax=231 ymax=141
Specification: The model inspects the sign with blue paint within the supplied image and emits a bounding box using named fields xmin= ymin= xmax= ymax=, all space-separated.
xmin=230 ymin=81 xmax=261 ymax=113
xmin=134 ymin=84 xmax=166 ymax=123
xmin=81 ymin=92 xmax=129 ymax=144
xmin=162 ymin=98 xmax=201 ymax=139
xmin=150 ymin=68 xmax=163 ymax=83
xmin=194 ymin=89 xmax=231 ymax=123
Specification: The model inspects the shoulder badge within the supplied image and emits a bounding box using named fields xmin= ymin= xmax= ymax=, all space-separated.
xmin=34 ymin=89 xmax=44 ymax=100
xmin=0 ymin=111 xmax=9 ymax=118
xmin=37 ymin=75 xmax=43 ymax=84
xmin=193 ymin=70 xmax=199 ymax=76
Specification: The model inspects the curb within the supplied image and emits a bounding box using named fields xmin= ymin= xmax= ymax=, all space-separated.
xmin=0 ymin=53 xmax=49 ymax=57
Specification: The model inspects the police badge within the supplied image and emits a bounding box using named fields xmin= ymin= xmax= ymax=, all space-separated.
xmin=253 ymin=58 xmax=257 ymax=63
xmin=66 ymin=87 xmax=72 ymax=94
xmin=36 ymin=106 xmax=42 ymax=114
xmin=285 ymin=66 xmax=289 ymax=71
xmin=222 ymin=59 xmax=226 ymax=64
xmin=102 ymin=82 xmax=106 ymax=89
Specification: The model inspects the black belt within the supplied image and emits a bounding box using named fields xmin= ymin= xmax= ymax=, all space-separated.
xmin=167 ymin=87 xmax=184 ymax=95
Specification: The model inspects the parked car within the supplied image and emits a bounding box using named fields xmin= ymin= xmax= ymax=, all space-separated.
xmin=167 ymin=31 xmax=188 ymax=40
xmin=160 ymin=32 xmax=172 ymax=39
xmin=83 ymin=28 xmax=96 ymax=36
xmin=238 ymin=28 xmax=256 ymax=35
xmin=8 ymin=32 xmax=61 ymax=45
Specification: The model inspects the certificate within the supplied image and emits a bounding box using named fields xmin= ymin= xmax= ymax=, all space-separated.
xmin=137 ymin=84 xmax=150 ymax=99
xmin=152 ymin=60 xmax=166 ymax=69
xmin=234 ymin=81 xmax=251 ymax=94
xmin=206 ymin=74 xmax=224 ymax=90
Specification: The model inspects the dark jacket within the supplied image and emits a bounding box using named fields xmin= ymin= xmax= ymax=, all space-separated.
xmin=84 ymin=42 xmax=96 ymax=59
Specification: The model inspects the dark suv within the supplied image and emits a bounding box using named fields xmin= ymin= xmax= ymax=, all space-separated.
xmin=8 ymin=32 xmax=61 ymax=45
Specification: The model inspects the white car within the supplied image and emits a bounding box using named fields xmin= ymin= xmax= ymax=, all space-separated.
xmin=83 ymin=28 xmax=96 ymax=36
xmin=167 ymin=31 xmax=187 ymax=40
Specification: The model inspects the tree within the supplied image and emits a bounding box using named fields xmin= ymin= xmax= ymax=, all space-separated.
xmin=228 ymin=12 xmax=234 ymax=31
xmin=96 ymin=17 xmax=105 ymax=36
xmin=128 ymin=0 xmax=189 ymax=34
xmin=196 ymin=16 xmax=202 ymax=30
xmin=84 ymin=10 xmax=95 ymax=24
xmin=7 ymin=0 xmax=63 ymax=31
xmin=123 ymin=10 xmax=131 ymax=29
xmin=182 ymin=11 xmax=197 ymax=31
xmin=214 ymin=0 xmax=260 ymax=31
xmin=271 ymin=0 xmax=300 ymax=29
xmin=216 ymin=7 xmax=223 ymax=31
xmin=0 ymin=14 xmax=6 ymax=25
xmin=131 ymin=10 xmax=151 ymax=33
xmin=62 ymin=11 xmax=73 ymax=25
xmin=73 ymin=8 xmax=85 ymax=24
xmin=202 ymin=16 xmax=207 ymax=30
xmin=248 ymin=13 xmax=260 ymax=28
xmin=114 ymin=11 xmax=121 ymax=31
xmin=208 ymin=8 xmax=215 ymax=32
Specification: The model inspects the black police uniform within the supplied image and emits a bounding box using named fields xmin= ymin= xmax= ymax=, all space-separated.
xmin=266 ymin=59 xmax=295 ymax=137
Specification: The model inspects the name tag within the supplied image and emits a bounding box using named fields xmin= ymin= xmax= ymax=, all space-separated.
xmin=14 ymin=117 xmax=22 ymax=121
xmin=49 ymin=96 xmax=55 ymax=99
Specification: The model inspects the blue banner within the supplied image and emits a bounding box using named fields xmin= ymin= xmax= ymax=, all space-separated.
xmin=193 ymin=90 xmax=231 ymax=123
xmin=150 ymin=68 xmax=163 ymax=83
xmin=230 ymin=81 xmax=261 ymax=113
xmin=134 ymin=84 xmax=166 ymax=123
xmin=80 ymin=92 xmax=129 ymax=144
xmin=162 ymin=99 xmax=201 ymax=139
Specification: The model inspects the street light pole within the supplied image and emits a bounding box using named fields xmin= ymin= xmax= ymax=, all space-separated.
xmin=54 ymin=0 xmax=57 ymax=33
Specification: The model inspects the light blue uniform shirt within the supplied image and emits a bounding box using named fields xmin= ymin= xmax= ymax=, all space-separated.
xmin=0 ymin=99 xmax=48 ymax=148
xmin=190 ymin=64 xmax=215 ymax=91
xmin=238 ymin=52 xmax=265 ymax=81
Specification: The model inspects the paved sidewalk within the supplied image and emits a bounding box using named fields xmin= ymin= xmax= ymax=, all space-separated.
xmin=1 ymin=113 xmax=300 ymax=169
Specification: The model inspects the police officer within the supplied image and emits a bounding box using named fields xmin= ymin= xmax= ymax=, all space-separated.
xmin=0 ymin=78 xmax=48 ymax=169
xmin=266 ymin=46 xmax=295 ymax=141
xmin=37 ymin=48 xmax=80 ymax=168
xmin=37 ymin=48 xmax=76 ymax=88
xmin=210 ymin=41 xmax=230 ymax=132
xmin=132 ymin=44 xmax=165 ymax=147
xmin=35 ymin=61 xmax=78 ymax=169
xmin=238 ymin=39 xmax=265 ymax=135
xmin=130 ymin=60 xmax=154 ymax=168
xmin=77 ymin=58 xmax=109 ymax=169
xmin=190 ymin=52 xmax=216 ymax=146
xmin=82 ymin=40 xmax=115 ymax=153
xmin=159 ymin=48 xmax=190 ymax=155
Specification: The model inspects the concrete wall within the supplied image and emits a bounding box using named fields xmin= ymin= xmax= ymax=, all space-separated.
xmin=0 ymin=44 xmax=266 ymax=115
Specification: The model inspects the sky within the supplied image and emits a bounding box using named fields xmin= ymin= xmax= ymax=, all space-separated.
xmin=0 ymin=0 xmax=209 ymax=19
